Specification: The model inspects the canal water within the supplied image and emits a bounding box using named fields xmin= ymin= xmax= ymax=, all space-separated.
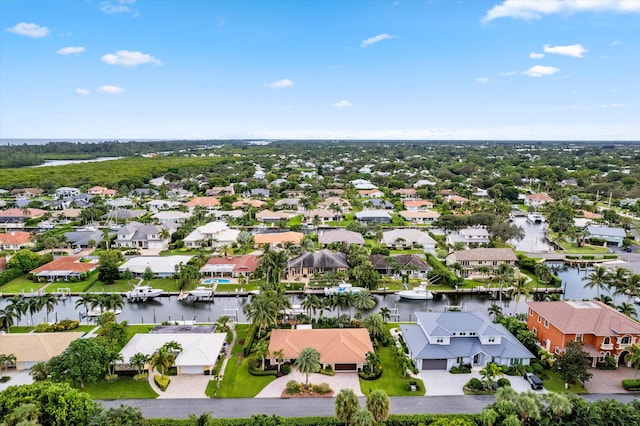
xmin=3 ymin=261 xmax=631 ymax=327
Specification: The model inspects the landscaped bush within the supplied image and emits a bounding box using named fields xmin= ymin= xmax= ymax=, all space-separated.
xmin=622 ymin=379 xmax=640 ymax=391
xmin=286 ymin=380 xmax=301 ymax=395
xmin=133 ymin=373 xmax=148 ymax=381
xmin=58 ymin=319 xmax=80 ymax=330
xmin=597 ymin=356 xmax=618 ymax=370
xmin=505 ymin=364 xmax=527 ymax=376
xmin=154 ymin=374 xmax=170 ymax=391
xmin=242 ymin=324 xmax=258 ymax=357
xmin=313 ymin=383 xmax=331 ymax=394
xmin=582 ymin=255 xmax=595 ymax=260
xmin=319 ymin=366 xmax=334 ymax=376
xmin=104 ymin=373 xmax=118 ymax=382
xmin=449 ymin=364 xmax=471 ymax=374
xmin=0 ymin=267 xmax=23 ymax=286
xmin=280 ymin=363 xmax=292 ymax=375
xmin=500 ymin=365 xmax=509 ymax=374
xmin=603 ymin=255 xmax=618 ymax=259
xmin=464 ymin=378 xmax=484 ymax=392
xmin=0 ymin=376 xmax=10 ymax=383
xmin=497 ymin=378 xmax=511 ymax=388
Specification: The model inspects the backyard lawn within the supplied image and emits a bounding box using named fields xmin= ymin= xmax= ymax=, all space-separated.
xmin=543 ymin=371 xmax=588 ymax=394
xmin=86 ymin=278 xmax=182 ymax=293
xmin=124 ymin=324 xmax=155 ymax=344
xmin=82 ymin=376 xmax=158 ymax=399
xmin=0 ymin=276 xmax=44 ymax=294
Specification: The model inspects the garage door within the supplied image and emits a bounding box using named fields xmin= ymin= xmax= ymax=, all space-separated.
xmin=421 ymin=359 xmax=447 ymax=370
xmin=180 ymin=365 xmax=205 ymax=374
xmin=335 ymin=363 xmax=357 ymax=371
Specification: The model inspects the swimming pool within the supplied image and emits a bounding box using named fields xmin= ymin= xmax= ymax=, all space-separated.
xmin=202 ymin=278 xmax=232 ymax=284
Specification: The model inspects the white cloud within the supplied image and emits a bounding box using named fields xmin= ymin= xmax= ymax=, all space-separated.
xmin=610 ymin=40 xmax=622 ymax=46
xmin=543 ymin=44 xmax=587 ymax=58
xmin=6 ymin=22 xmax=49 ymax=38
xmin=499 ymin=71 xmax=517 ymax=76
xmin=100 ymin=0 xmax=138 ymax=15
xmin=522 ymin=65 xmax=559 ymax=77
xmin=361 ymin=33 xmax=396 ymax=48
xmin=74 ymin=88 xmax=90 ymax=96
xmin=101 ymin=50 xmax=161 ymax=67
xmin=56 ymin=46 xmax=85 ymax=55
xmin=97 ymin=85 xmax=124 ymax=94
xmin=483 ymin=0 xmax=640 ymax=22
xmin=600 ymin=103 xmax=629 ymax=108
xmin=476 ymin=77 xmax=489 ymax=84
xmin=333 ymin=100 xmax=352 ymax=108
xmin=267 ymin=79 xmax=294 ymax=89
xmin=529 ymin=52 xmax=545 ymax=59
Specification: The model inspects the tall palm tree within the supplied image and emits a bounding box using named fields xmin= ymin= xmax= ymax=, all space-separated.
xmin=0 ymin=308 xmax=16 ymax=333
xmin=335 ymin=388 xmax=359 ymax=426
xmin=610 ymin=267 xmax=630 ymax=302
xmin=624 ymin=343 xmax=640 ymax=379
xmin=254 ymin=340 xmax=270 ymax=371
xmin=295 ymin=346 xmax=321 ymax=386
xmin=129 ymin=352 xmax=151 ymax=376
xmin=366 ymin=389 xmax=391 ymax=423
xmin=39 ymin=293 xmax=58 ymax=323
xmin=27 ymin=296 xmax=44 ymax=325
xmin=75 ymin=293 xmax=96 ymax=317
xmin=353 ymin=289 xmax=376 ymax=313
xmin=0 ymin=353 xmax=16 ymax=375
xmin=363 ymin=313 xmax=385 ymax=342
xmin=301 ymin=294 xmax=320 ymax=318
xmin=6 ymin=296 xmax=27 ymax=326
xmin=511 ymin=276 xmax=531 ymax=313
xmin=616 ymin=273 xmax=640 ymax=303
xmin=150 ymin=347 xmax=175 ymax=380
xmin=273 ymin=349 xmax=285 ymax=376
xmin=243 ymin=293 xmax=278 ymax=337
xmin=616 ymin=302 xmax=637 ymax=318
xmin=487 ymin=304 xmax=503 ymax=322
xmin=379 ymin=306 xmax=391 ymax=323
xmin=582 ymin=265 xmax=611 ymax=299
xmin=497 ymin=263 xmax=514 ymax=303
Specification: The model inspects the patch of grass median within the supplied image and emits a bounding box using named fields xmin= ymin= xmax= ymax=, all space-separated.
xmin=82 ymin=376 xmax=158 ymax=399
xmin=543 ymin=371 xmax=588 ymax=393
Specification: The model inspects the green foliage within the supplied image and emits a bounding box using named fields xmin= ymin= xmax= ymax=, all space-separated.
xmin=335 ymin=388 xmax=359 ymax=425
xmin=366 ymin=389 xmax=391 ymax=423
xmin=48 ymin=337 xmax=112 ymax=387
xmin=622 ymin=379 xmax=640 ymax=391
xmin=285 ymin=380 xmax=301 ymax=394
xmin=91 ymin=404 xmax=145 ymax=426
xmin=313 ymin=382 xmax=331 ymax=394
xmin=7 ymin=250 xmax=48 ymax=273
xmin=554 ymin=341 xmax=593 ymax=385
xmin=242 ymin=324 xmax=258 ymax=357
xmin=449 ymin=364 xmax=472 ymax=374
xmin=597 ymin=355 xmax=618 ymax=370
xmin=154 ymin=374 xmax=170 ymax=391
xmin=0 ymin=268 xmax=24 ymax=286
xmin=0 ymin=381 xmax=99 ymax=426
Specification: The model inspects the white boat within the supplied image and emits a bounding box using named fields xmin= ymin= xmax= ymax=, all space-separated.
xmin=398 ymin=283 xmax=434 ymax=300
xmin=188 ymin=285 xmax=215 ymax=300
xmin=324 ymin=282 xmax=365 ymax=296
xmin=634 ymin=297 xmax=640 ymax=305
xmin=527 ymin=213 xmax=544 ymax=224
xmin=83 ymin=308 xmax=122 ymax=317
xmin=125 ymin=284 xmax=164 ymax=301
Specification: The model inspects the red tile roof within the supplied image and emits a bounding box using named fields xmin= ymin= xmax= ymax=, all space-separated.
xmin=202 ymin=255 xmax=259 ymax=273
xmin=31 ymin=256 xmax=98 ymax=274
xmin=186 ymin=197 xmax=220 ymax=207
xmin=0 ymin=231 xmax=32 ymax=246
xmin=0 ymin=208 xmax=47 ymax=218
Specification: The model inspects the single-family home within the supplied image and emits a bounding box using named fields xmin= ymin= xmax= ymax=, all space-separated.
xmin=0 ymin=332 xmax=85 ymax=370
xmin=304 ymin=209 xmax=342 ymax=223
xmin=200 ymin=255 xmax=260 ymax=279
xmin=403 ymin=200 xmax=435 ymax=211
xmin=370 ymin=254 xmax=431 ymax=278
xmin=413 ymin=179 xmax=436 ymax=188
xmin=318 ymin=189 xmax=345 ymax=198
xmin=254 ymin=231 xmax=304 ymax=248
xmin=524 ymin=193 xmax=554 ymax=208
xmin=585 ymin=225 xmax=626 ymax=247
xmin=255 ymin=210 xmax=293 ymax=223
xmin=274 ymin=198 xmax=302 ymax=210
xmin=0 ymin=231 xmax=33 ymax=250
xmin=31 ymin=256 xmax=99 ymax=281
xmin=392 ymin=188 xmax=417 ymax=198
xmin=318 ymin=197 xmax=351 ymax=212
xmin=350 ymin=179 xmax=377 ymax=190
xmin=355 ymin=210 xmax=392 ymax=224
xmin=358 ymin=189 xmax=385 ymax=198
xmin=286 ymin=249 xmax=349 ymax=280
xmin=527 ymin=300 xmax=640 ymax=366
xmin=0 ymin=208 xmax=47 ymax=228
xmin=268 ymin=328 xmax=374 ymax=372
xmin=318 ymin=230 xmax=365 ymax=246
xmin=365 ymin=199 xmax=394 ymax=210
xmin=381 ymin=229 xmax=436 ymax=251
xmin=118 ymin=255 xmax=193 ymax=278
xmin=206 ymin=185 xmax=235 ymax=196
xmin=64 ymin=229 xmax=104 ymax=248
xmin=114 ymin=222 xmax=170 ymax=250
xmin=183 ymin=222 xmax=240 ymax=248
xmin=446 ymin=248 xmax=518 ymax=277
xmin=445 ymin=194 xmax=469 ymax=205
xmin=446 ymin=227 xmax=491 ymax=248
xmin=400 ymin=311 xmax=534 ymax=370
xmin=147 ymin=200 xmax=181 ymax=212
xmin=10 ymin=188 xmax=44 ymax=198
xmin=53 ymin=187 xmax=81 ymax=199
xmin=232 ymin=199 xmax=267 ymax=210
xmin=251 ymin=188 xmax=270 ymax=198
xmin=153 ymin=210 xmax=192 ymax=225
xmin=87 ymin=186 xmax=118 ymax=196
xmin=399 ymin=210 xmax=440 ymax=224
xmin=185 ymin=197 xmax=220 ymax=210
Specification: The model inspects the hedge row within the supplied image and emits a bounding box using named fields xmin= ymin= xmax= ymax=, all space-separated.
xmin=0 ymin=268 xmax=24 ymax=286
xmin=622 ymin=379 xmax=640 ymax=391
xmin=242 ymin=324 xmax=258 ymax=357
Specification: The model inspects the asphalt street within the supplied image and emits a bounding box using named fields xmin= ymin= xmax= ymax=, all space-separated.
xmin=100 ymin=394 xmax=640 ymax=419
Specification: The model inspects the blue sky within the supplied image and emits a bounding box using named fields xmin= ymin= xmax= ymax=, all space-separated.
xmin=1 ymin=0 xmax=638 ymax=140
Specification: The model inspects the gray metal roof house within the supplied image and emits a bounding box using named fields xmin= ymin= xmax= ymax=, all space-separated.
xmin=400 ymin=311 xmax=534 ymax=370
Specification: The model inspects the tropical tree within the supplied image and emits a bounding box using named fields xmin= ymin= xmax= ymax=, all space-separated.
xmin=39 ymin=292 xmax=58 ymax=323
xmin=363 ymin=313 xmax=385 ymax=343
xmin=0 ymin=353 xmax=16 ymax=375
xmin=254 ymin=340 xmax=270 ymax=371
xmin=610 ymin=267 xmax=630 ymax=302
xmin=379 ymin=306 xmax=391 ymax=323
xmin=617 ymin=302 xmax=637 ymax=318
xmin=48 ymin=338 xmax=111 ymax=388
xmin=487 ymin=304 xmax=503 ymax=322
xmin=243 ymin=292 xmax=279 ymax=337
xmin=93 ymin=404 xmax=145 ymax=426
xmin=29 ymin=361 xmax=50 ymax=381
xmin=6 ymin=295 xmax=27 ymax=326
xmin=150 ymin=347 xmax=175 ymax=380
xmin=257 ymin=244 xmax=287 ymax=285
xmin=302 ymin=294 xmax=320 ymax=317
xmin=129 ymin=352 xmax=151 ymax=376
xmin=554 ymin=341 xmax=593 ymax=385
xmin=350 ymin=408 xmax=374 ymax=426
xmin=75 ymin=293 xmax=96 ymax=317
xmin=497 ymin=263 xmax=514 ymax=303
xmin=353 ymin=289 xmax=376 ymax=312
xmin=295 ymin=346 xmax=321 ymax=386
xmin=335 ymin=388 xmax=359 ymax=426
xmin=0 ymin=307 xmax=16 ymax=333
xmin=366 ymin=389 xmax=390 ymax=423
xmin=26 ymin=296 xmax=44 ymax=326
xmin=512 ymin=392 xmax=541 ymax=424
xmin=624 ymin=343 xmax=640 ymax=379
xmin=215 ymin=315 xmax=231 ymax=332
xmin=543 ymin=392 xmax=572 ymax=420
xmin=510 ymin=275 xmax=531 ymax=313
xmin=273 ymin=349 xmax=285 ymax=376
xmin=479 ymin=363 xmax=503 ymax=390
xmin=582 ymin=265 xmax=611 ymax=299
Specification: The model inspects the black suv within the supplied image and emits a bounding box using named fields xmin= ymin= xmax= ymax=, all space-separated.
xmin=524 ymin=372 xmax=544 ymax=390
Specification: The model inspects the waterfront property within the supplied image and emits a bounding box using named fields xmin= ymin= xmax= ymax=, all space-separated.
xmin=446 ymin=248 xmax=518 ymax=278
xmin=199 ymin=255 xmax=260 ymax=279
xmin=527 ymin=300 xmax=640 ymax=366
xmin=585 ymin=225 xmax=626 ymax=247
xmin=400 ymin=311 xmax=534 ymax=370
xmin=0 ymin=332 xmax=85 ymax=370
xmin=0 ymin=231 xmax=33 ymax=250
xmin=370 ymin=254 xmax=432 ymax=279
xmin=118 ymin=255 xmax=194 ymax=278
xmin=114 ymin=222 xmax=171 ymax=250
xmin=318 ymin=229 xmax=365 ymax=246
xmin=268 ymin=328 xmax=374 ymax=372
xmin=183 ymin=221 xmax=240 ymax=248
xmin=253 ymin=231 xmax=304 ymax=247
xmin=286 ymin=249 xmax=349 ymax=280
xmin=31 ymin=256 xmax=99 ymax=281
xmin=381 ymin=228 xmax=436 ymax=251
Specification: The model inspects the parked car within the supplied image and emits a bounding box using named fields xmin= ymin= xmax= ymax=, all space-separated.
xmin=524 ymin=372 xmax=544 ymax=390
xmin=73 ymin=247 xmax=82 ymax=254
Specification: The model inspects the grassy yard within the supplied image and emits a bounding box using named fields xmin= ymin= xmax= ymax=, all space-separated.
xmin=0 ymin=276 xmax=44 ymax=294
xmin=43 ymin=280 xmax=96 ymax=293
xmin=543 ymin=371 xmax=588 ymax=393
xmin=208 ymin=324 xmax=276 ymax=398
xmin=82 ymin=376 xmax=158 ymax=399
xmin=551 ymin=236 xmax=608 ymax=254
xmin=389 ymin=249 xmax=425 ymax=255
xmin=86 ymin=278 xmax=181 ymax=293
xmin=124 ymin=324 xmax=155 ymax=344
xmin=359 ymin=343 xmax=425 ymax=396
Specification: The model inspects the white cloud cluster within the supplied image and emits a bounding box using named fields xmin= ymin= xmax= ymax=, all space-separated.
xmin=97 ymin=85 xmax=124 ymax=94
xmin=476 ymin=77 xmax=489 ymax=84
xmin=499 ymin=71 xmax=517 ymax=77
xmin=333 ymin=100 xmax=352 ymax=108
xmin=484 ymin=0 xmax=640 ymax=22
xmin=57 ymin=46 xmax=85 ymax=55
xmin=100 ymin=0 xmax=138 ymax=14
xmin=6 ymin=22 xmax=49 ymax=38
xmin=361 ymin=33 xmax=396 ymax=48
xmin=543 ymin=43 xmax=587 ymax=58
xmin=267 ymin=79 xmax=294 ymax=89
xmin=529 ymin=52 xmax=544 ymax=59
xmin=522 ymin=65 xmax=559 ymax=77
xmin=101 ymin=50 xmax=161 ymax=67
xmin=74 ymin=88 xmax=90 ymax=96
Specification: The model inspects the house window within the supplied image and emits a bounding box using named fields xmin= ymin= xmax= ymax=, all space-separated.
xmin=603 ymin=337 xmax=610 ymax=344
xmin=529 ymin=308 xmax=533 ymax=316
xmin=510 ymin=358 xmax=522 ymax=366
xmin=532 ymin=327 xmax=537 ymax=336
xmin=621 ymin=336 xmax=631 ymax=345
xmin=457 ymin=357 xmax=464 ymax=364
xmin=554 ymin=346 xmax=561 ymax=355
xmin=537 ymin=315 xmax=541 ymax=323
xmin=575 ymin=334 xmax=583 ymax=342
xmin=488 ymin=337 xmax=495 ymax=343
xmin=436 ymin=337 xmax=444 ymax=343
xmin=544 ymin=320 xmax=549 ymax=328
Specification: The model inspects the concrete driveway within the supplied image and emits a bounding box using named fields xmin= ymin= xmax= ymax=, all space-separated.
xmin=157 ymin=374 xmax=212 ymax=399
xmin=0 ymin=370 xmax=34 ymax=392
xmin=420 ymin=369 xmax=547 ymax=395
xmin=585 ymin=366 xmax=636 ymax=394
xmin=256 ymin=371 xmax=362 ymax=398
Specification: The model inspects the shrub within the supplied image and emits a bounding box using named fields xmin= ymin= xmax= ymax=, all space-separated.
xmin=450 ymin=365 xmax=471 ymax=374
xmin=319 ymin=366 xmax=335 ymax=376
xmin=104 ymin=373 xmax=118 ymax=382
xmin=286 ymin=380 xmax=301 ymax=395
xmin=243 ymin=324 xmax=258 ymax=357
xmin=622 ymin=379 xmax=640 ymax=391
xmin=133 ymin=373 xmax=148 ymax=382
xmin=531 ymin=363 xmax=545 ymax=376
xmin=154 ymin=374 xmax=170 ymax=391
xmin=597 ymin=356 xmax=618 ymax=370
xmin=582 ymin=255 xmax=595 ymax=260
xmin=506 ymin=364 xmax=527 ymax=376
xmin=281 ymin=363 xmax=292 ymax=375
xmin=464 ymin=378 xmax=484 ymax=392
xmin=0 ymin=376 xmax=10 ymax=383
xmin=35 ymin=323 xmax=52 ymax=333
xmin=497 ymin=378 xmax=511 ymax=388
xmin=59 ymin=319 xmax=79 ymax=330
xmin=500 ymin=365 xmax=509 ymax=374
xmin=603 ymin=255 xmax=617 ymax=259
xmin=314 ymin=383 xmax=331 ymax=394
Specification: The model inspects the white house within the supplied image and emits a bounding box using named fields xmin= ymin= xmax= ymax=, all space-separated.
xmin=382 ymin=229 xmax=436 ymax=252
xmin=118 ymin=255 xmax=193 ymax=277
xmin=183 ymin=222 xmax=240 ymax=248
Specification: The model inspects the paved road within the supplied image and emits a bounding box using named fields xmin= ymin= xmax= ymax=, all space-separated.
xmin=100 ymin=394 xmax=640 ymax=419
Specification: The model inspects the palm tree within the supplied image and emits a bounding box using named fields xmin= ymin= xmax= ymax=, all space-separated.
xmin=0 ymin=308 xmax=16 ymax=332
xmin=353 ymin=289 xmax=376 ymax=312
xmin=610 ymin=267 xmax=630 ymax=302
xmin=6 ymin=296 xmax=27 ymax=326
xmin=497 ymin=263 xmax=514 ymax=303
xmin=616 ymin=273 xmax=640 ymax=303
xmin=379 ymin=306 xmax=391 ymax=323
xmin=617 ymin=302 xmax=637 ymax=318
xmin=129 ymin=352 xmax=151 ymax=376
xmin=487 ymin=304 xmax=503 ymax=322
xmin=363 ymin=313 xmax=385 ymax=342
xmin=254 ymin=340 xmax=270 ymax=371
xmin=243 ymin=293 xmax=278 ymax=337
xmin=366 ymin=389 xmax=390 ymax=423
xmin=543 ymin=392 xmax=572 ymax=420
xmin=512 ymin=393 xmax=541 ymax=424
xmin=351 ymin=408 xmax=374 ymax=426
xmin=0 ymin=353 xmax=16 ymax=374
xmin=582 ymin=265 xmax=611 ymax=299
xmin=102 ymin=293 xmax=125 ymax=312
xmin=624 ymin=343 xmax=640 ymax=379
xmin=273 ymin=349 xmax=285 ymax=376
xmin=301 ymin=294 xmax=320 ymax=318
xmin=479 ymin=362 xmax=503 ymax=390
xmin=162 ymin=341 xmax=183 ymax=356
xmin=295 ymin=346 xmax=321 ymax=386
xmin=511 ymin=275 xmax=531 ymax=313
xmin=26 ymin=296 xmax=44 ymax=325
xmin=39 ymin=293 xmax=58 ymax=323
xmin=150 ymin=347 xmax=175 ymax=380
xmin=334 ymin=388 xmax=359 ymax=426
xmin=595 ymin=295 xmax=615 ymax=307
xmin=215 ymin=315 xmax=231 ymax=332
xmin=75 ymin=293 xmax=96 ymax=318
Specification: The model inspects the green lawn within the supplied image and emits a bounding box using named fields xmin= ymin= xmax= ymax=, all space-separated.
xmin=7 ymin=326 xmax=34 ymax=333
xmin=43 ymin=280 xmax=96 ymax=293
xmin=543 ymin=371 xmax=588 ymax=393
xmin=389 ymin=249 xmax=425 ymax=255
xmin=81 ymin=376 xmax=158 ymax=399
xmin=359 ymin=337 xmax=425 ymax=396
xmin=209 ymin=324 xmax=275 ymax=398
xmin=124 ymin=324 xmax=155 ymax=344
xmin=551 ymin=236 xmax=608 ymax=254
xmin=86 ymin=278 xmax=181 ymax=293
xmin=0 ymin=276 xmax=44 ymax=294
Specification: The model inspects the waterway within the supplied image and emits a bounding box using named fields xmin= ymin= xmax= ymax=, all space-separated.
xmin=31 ymin=157 xmax=123 ymax=167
